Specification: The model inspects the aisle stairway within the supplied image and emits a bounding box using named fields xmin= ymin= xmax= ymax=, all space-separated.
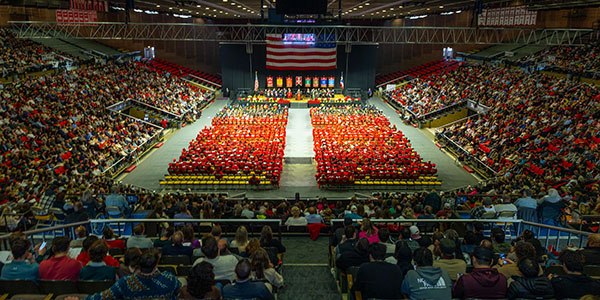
xmin=278 ymin=237 xmax=342 ymax=300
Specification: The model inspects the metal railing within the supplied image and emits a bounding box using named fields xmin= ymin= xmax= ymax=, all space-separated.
xmin=436 ymin=132 xmax=499 ymax=178
xmin=102 ymin=130 xmax=164 ymax=177
xmin=187 ymin=74 xmax=222 ymax=89
xmin=0 ymin=219 xmax=282 ymax=251
xmin=331 ymin=218 xmax=592 ymax=249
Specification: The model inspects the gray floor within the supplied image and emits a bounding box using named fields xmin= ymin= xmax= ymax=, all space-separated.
xmin=119 ymin=99 xmax=230 ymax=190
xmin=121 ymin=96 xmax=478 ymax=196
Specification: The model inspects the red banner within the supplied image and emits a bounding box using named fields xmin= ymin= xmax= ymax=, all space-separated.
xmin=266 ymin=76 xmax=273 ymax=88
xmin=313 ymin=77 xmax=319 ymax=88
xmin=295 ymin=76 xmax=302 ymax=86
xmin=286 ymin=76 xmax=293 ymax=88
xmin=56 ymin=9 xmax=98 ymax=24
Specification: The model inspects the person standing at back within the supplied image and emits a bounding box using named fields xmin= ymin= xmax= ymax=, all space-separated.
xmin=39 ymin=237 xmax=82 ymax=281
xmin=352 ymin=243 xmax=403 ymax=299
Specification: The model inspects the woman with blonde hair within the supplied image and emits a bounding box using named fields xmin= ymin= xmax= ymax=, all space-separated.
xmin=284 ymin=206 xmax=307 ymax=226
xmin=250 ymin=248 xmax=284 ymax=289
xmin=359 ymin=218 xmax=379 ymax=243
xmin=230 ymin=225 xmax=249 ymax=252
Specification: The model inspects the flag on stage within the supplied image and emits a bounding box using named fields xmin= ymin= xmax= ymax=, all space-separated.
xmin=266 ymin=33 xmax=337 ymax=71
xmin=254 ymin=71 xmax=259 ymax=91
xmin=267 ymin=76 xmax=273 ymax=88
xmin=340 ymin=72 xmax=344 ymax=90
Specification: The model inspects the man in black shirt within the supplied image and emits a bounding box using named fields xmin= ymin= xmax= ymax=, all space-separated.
xmin=335 ymin=225 xmax=357 ymax=256
xmin=352 ymin=243 xmax=403 ymax=299
xmin=550 ymin=249 xmax=600 ymax=299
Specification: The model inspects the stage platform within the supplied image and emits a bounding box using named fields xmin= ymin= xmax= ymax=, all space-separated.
xmin=237 ymin=94 xmax=361 ymax=108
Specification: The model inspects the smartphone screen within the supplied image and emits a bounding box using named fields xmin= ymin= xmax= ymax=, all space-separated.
xmin=40 ymin=241 xmax=47 ymax=250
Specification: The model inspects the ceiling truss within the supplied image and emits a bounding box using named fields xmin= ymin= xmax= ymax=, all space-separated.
xmin=10 ymin=21 xmax=596 ymax=45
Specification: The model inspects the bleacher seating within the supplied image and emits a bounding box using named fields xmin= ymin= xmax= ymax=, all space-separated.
xmin=375 ymin=59 xmax=461 ymax=87
xmin=148 ymin=59 xmax=222 ymax=89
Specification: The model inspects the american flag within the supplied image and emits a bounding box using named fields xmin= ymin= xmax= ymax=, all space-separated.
xmin=266 ymin=33 xmax=337 ymax=71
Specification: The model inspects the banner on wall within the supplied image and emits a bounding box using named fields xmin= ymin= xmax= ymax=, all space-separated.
xmin=305 ymin=77 xmax=312 ymax=88
xmin=295 ymin=76 xmax=302 ymax=86
xmin=328 ymin=77 xmax=335 ymax=88
xmin=479 ymin=5 xmax=536 ymax=27
xmin=276 ymin=77 xmax=283 ymax=88
xmin=320 ymin=77 xmax=327 ymax=88
xmin=56 ymin=9 xmax=98 ymax=24
xmin=267 ymin=76 xmax=274 ymax=88
xmin=313 ymin=77 xmax=319 ymax=87
xmin=286 ymin=77 xmax=293 ymax=88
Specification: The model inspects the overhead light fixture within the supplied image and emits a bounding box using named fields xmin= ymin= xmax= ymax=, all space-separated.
xmin=382 ymin=10 xmax=386 ymax=12
xmin=156 ymin=5 xmax=160 ymax=7
xmin=196 ymin=5 xmax=200 ymax=7
xmin=390 ymin=8 xmax=394 ymax=10
xmin=399 ymin=5 xmax=403 ymax=8
xmin=365 ymin=2 xmax=370 ymax=5
xmin=263 ymin=5 xmax=267 ymax=8
xmin=231 ymin=2 xmax=236 ymax=5
xmin=375 ymin=11 xmax=379 ymax=14
xmin=223 ymin=0 xmax=228 ymax=2
xmin=439 ymin=6 xmax=444 ymax=8
xmin=179 ymin=8 xmax=183 ymax=11
xmin=427 ymin=8 xmax=430 ymax=11
xmin=169 ymin=7 xmax=173 ymax=10
xmin=455 ymin=10 xmax=462 ymax=14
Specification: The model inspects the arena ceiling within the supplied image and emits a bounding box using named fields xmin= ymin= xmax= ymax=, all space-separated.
xmin=105 ymin=0 xmax=600 ymax=20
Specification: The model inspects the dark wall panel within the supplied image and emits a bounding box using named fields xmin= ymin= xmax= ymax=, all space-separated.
xmin=220 ymin=43 xmax=376 ymax=92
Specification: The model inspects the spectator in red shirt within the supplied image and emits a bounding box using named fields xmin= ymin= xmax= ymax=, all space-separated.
xmin=77 ymin=236 xmax=120 ymax=267
xmin=39 ymin=237 xmax=82 ymax=281
xmin=103 ymin=227 xmax=126 ymax=250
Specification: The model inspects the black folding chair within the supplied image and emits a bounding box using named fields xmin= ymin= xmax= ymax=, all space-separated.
xmin=0 ymin=280 xmax=42 ymax=297
xmin=77 ymin=280 xmax=115 ymax=294
xmin=177 ymin=265 xmax=193 ymax=277
xmin=38 ymin=280 xmax=79 ymax=295
xmin=158 ymin=265 xmax=178 ymax=275
xmin=160 ymin=255 xmax=191 ymax=266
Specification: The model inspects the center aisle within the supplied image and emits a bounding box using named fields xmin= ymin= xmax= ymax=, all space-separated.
xmin=120 ymin=99 xmax=229 ymax=190
xmin=279 ymin=108 xmax=318 ymax=189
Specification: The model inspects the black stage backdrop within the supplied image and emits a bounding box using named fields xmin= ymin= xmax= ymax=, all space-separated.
xmin=219 ymin=43 xmax=376 ymax=92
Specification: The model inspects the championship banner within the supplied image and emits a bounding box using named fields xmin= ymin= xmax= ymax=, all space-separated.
xmin=56 ymin=9 xmax=98 ymax=24
xmin=320 ymin=77 xmax=327 ymax=88
xmin=276 ymin=77 xmax=283 ymax=88
xmin=267 ymin=76 xmax=274 ymax=88
xmin=305 ymin=77 xmax=311 ymax=88
xmin=328 ymin=77 xmax=335 ymax=88
xmin=286 ymin=76 xmax=293 ymax=88
xmin=313 ymin=77 xmax=319 ymax=87
xmin=295 ymin=76 xmax=302 ymax=86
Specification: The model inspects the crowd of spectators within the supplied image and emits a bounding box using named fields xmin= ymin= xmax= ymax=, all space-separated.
xmin=0 ymin=34 xmax=214 ymax=211
xmin=311 ymin=105 xmax=437 ymax=186
xmin=518 ymin=44 xmax=600 ymax=79
xmin=0 ymin=29 xmax=67 ymax=79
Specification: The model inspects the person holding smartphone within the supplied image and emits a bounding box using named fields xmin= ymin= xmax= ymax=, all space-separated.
xmin=0 ymin=239 xmax=40 ymax=281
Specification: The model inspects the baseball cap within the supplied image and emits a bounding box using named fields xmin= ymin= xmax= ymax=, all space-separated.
xmin=350 ymin=205 xmax=357 ymax=211
xmin=410 ymin=225 xmax=421 ymax=238
xmin=439 ymin=238 xmax=456 ymax=255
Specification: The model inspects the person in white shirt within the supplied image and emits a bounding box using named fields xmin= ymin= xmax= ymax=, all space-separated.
xmin=495 ymin=195 xmax=518 ymax=220
xmin=193 ymin=237 xmax=239 ymax=282
xmin=284 ymin=206 xmax=307 ymax=226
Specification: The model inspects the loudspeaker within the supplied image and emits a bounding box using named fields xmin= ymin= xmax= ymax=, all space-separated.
xmin=345 ymin=44 xmax=352 ymax=53
xmin=246 ymin=43 xmax=253 ymax=54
